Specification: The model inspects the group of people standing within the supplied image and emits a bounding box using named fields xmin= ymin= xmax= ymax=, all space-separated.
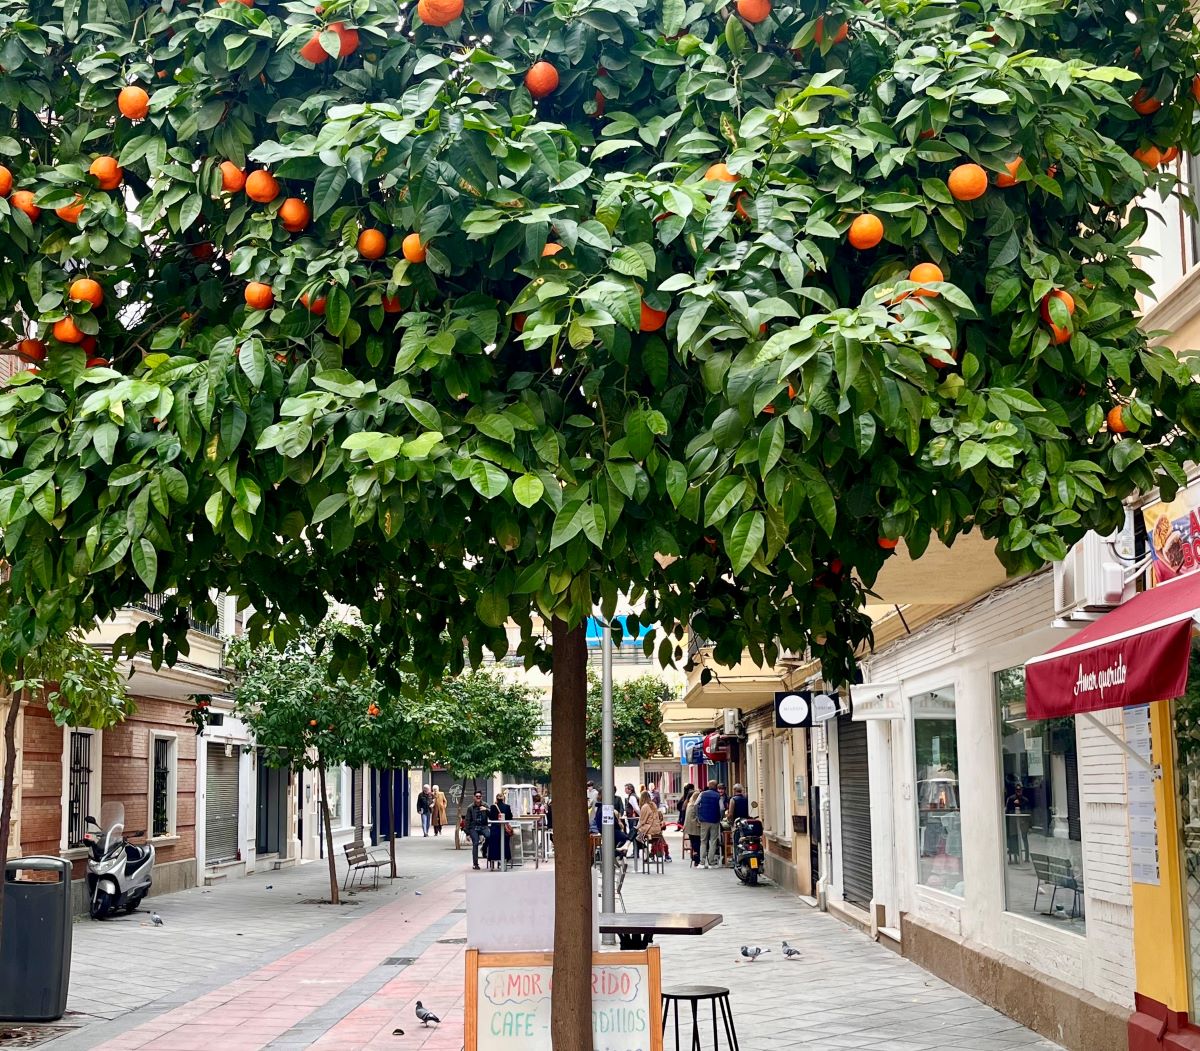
xmin=463 ymin=788 xmax=550 ymax=870
xmin=680 ymin=781 xmax=749 ymax=869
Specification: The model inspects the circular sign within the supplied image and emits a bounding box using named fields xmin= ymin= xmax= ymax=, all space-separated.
xmin=777 ymin=693 xmax=810 ymax=726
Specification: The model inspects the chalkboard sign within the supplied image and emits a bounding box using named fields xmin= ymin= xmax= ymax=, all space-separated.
xmin=464 ymin=948 xmax=663 ymax=1051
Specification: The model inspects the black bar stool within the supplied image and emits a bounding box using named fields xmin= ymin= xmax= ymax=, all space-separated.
xmin=661 ymin=985 xmax=739 ymax=1050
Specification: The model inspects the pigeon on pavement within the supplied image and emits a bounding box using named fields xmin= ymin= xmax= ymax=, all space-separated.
xmin=782 ymin=942 xmax=801 ymax=959
xmin=415 ymin=1002 xmax=440 ymax=1027
xmin=739 ymin=945 xmax=768 ymax=961
xmin=150 ymin=912 xmax=164 ymax=927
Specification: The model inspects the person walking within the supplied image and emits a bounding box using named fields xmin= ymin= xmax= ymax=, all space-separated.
xmin=637 ymin=789 xmax=664 ymax=860
xmin=697 ymin=782 xmax=723 ymax=869
xmin=416 ymin=784 xmax=432 ymax=837
xmin=487 ymin=791 xmax=514 ymax=870
xmin=683 ymin=787 xmax=702 ymax=868
xmin=432 ymin=785 xmax=448 ymax=837
xmin=465 ymin=790 xmax=489 ymax=869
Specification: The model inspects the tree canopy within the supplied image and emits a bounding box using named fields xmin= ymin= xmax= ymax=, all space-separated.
xmin=2 ymin=0 xmax=1199 ymax=691
xmin=585 ymin=671 xmax=672 ymax=766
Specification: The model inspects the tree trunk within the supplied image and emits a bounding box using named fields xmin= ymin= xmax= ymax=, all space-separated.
xmin=454 ymin=775 xmax=467 ymax=850
xmin=550 ymin=619 xmax=590 ymax=1051
xmin=317 ymin=759 xmax=340 ymax=905
xmin=0 ymin=663 xmax=24 ymax=946
xmin=386 ymin=768 xmax=398 ymax=879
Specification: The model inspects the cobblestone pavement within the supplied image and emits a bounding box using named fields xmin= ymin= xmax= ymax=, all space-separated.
xmin=43 ymin=833 xmax=1067 ymax=1050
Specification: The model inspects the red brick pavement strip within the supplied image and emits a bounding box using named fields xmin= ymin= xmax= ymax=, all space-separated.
xmin=95 ymin=874 xmax=469 ymax=1051
xmin=311 ymin=917 xmax=467 ymax=1050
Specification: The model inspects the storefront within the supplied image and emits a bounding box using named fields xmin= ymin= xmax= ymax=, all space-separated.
xmin=854 ymin=571 xmax=1135 ymax=1050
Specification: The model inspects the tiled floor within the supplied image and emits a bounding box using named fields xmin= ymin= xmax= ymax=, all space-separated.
xmin=45 ymin=833 xmax=1068 ymax=1050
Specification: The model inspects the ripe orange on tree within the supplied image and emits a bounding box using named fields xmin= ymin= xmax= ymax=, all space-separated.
xmin=69 ymin=278 xmax=104 ymax=308
xmin=359 ymin=228 xmax=388 ymax=259
xmin=1133 ymin=144 xmax=1162 ymax=167
xmin=219 ymin=161 xmax=247 ymax=192
xmin=994 ymin=158 xmax=1023 ymax=188
xmin=542 ymin=242 xmax=563 ymax=257
xmin=1107 ymin=406 xmax=1129 ymax=434
xmin=416 ymin=0 xmax=463 ymax=26
xmin=80 ymin=335 xmax=97 ymax=354
xmin=89 ymin=156 xmax=122 ymax=190
xmin=814 ymin=15 xmax=848 ymax=46
xmin=878 ymin=537 xmax=899 ymax=550
xmin=244 ymin=282 xmax=274 ymax=310
xmin=309 ymin=719 xmax=318 ymax=727
xmin=704 ymin=162 xmax=738 ymax=182
xmin=947 ymin=162 xmax=987 ymax=201
xmin=1194 ymin=74 xmax=1200 ymax=104
xmin=0 ymin=166 xmax=13 ymax=197
xmin=245 ymin=170 xmax=280 ymax=203
xmin=908 ymin=262 xmax=943 ymax=297
xmin=55 ymin=195 xmax=85 ymax=223
xmin=526 ymin=61 xmax=560 ymax=100
xmin=640 ymin=302 xmax=668 ymax=332
xmin=848 ymin=213 xmax=883 ymax=250
xmin=117 ymin=85 xmax=150 ymax=119
xmin=402 ymin=232 xmax=427 ymax=263
xmin=52 ymin=317 xmax=84 ymax=344
xmin=1162 ymin=146 xmax=1180 ymax=164
xmin=300 ymin=32 xmax=329 ymax=64
xmin=1040 ymin=289 xmax=1075 ymax=324
xmin=737 ymin=0 xmax=771 ymax=23
xmin=1130 ymin=87 xmax=1162 ymax=115
xmin=300 ymin=292 xmax=327 ymax=315
xmin=17 ymin=338 xmax=45 ymax=362
xmin=279 ymin=197 xmax=311 ymax=233
xmin=87 ymin=357 xmax=109 ymax=368
xmin=10 ymin=190 xmax=38 ymax=220
xmin=331 ymin=22 xmax=359 ymax=56
xmin=734 ymin=193 xmax=751 ymax=221
xmin=382 ymin=295 xmax=403 ymax=313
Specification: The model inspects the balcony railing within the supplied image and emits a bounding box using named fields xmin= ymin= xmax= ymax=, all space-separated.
xmin=131 ymin=593 xmax=222 ymax=637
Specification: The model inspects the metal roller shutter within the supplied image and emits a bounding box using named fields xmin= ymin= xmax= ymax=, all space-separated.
xmin=206 ymin=744 xmax=240 ymax=863
xmin=838 ymin=719 xmax=874 ymax=908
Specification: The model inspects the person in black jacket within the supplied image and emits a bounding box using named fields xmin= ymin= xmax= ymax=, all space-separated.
xmin=487 ymin=792 xmax=514 ymax=869
xmin=416 ymin=784 xmax=432 ymax=837
xmin=465 ymin=790 xmax=490 ymax=870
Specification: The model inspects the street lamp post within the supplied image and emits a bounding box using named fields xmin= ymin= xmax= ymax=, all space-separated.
xmin=600 ymin=616 xmax=615 ymax=945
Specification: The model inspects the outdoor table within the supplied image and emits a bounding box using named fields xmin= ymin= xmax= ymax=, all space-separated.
xmin=598 ymin=911 xmax=722 ymax=951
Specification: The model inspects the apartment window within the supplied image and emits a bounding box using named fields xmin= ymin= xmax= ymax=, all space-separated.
xmin=150 ymin=734 xmax=177 ymax=838
xmin=995 ymin=668 xmax=1085 ymax=931
xmin=325 ymin=768 xmax=343 ymax=822
xmin=914 ymin=687 xmax=965 ymax=895
xmin=66 ymin=729 xmax=99 ymax=848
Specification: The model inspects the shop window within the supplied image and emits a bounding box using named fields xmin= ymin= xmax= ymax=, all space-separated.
xmin=325 ymin=767 xmax=343 ymax=823
xmin=150 ymin=734 xmax=177 ymax=839
xmin=913 ymin=687 xmax=965 ymax=895
xmin=995 ymin=668 xmax=1085 ymax=932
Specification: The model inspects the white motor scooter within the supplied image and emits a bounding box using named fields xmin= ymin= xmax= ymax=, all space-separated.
xmin=83 ymin=802 xmax=155 ymax=919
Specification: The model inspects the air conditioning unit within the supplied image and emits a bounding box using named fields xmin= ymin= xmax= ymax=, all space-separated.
xmin=1053 ymin=516 xmax=1135 ymax=618
xmin=723 ymin=708 xmax=741 ymax=735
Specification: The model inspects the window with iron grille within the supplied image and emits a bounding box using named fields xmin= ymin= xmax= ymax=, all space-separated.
xmin=68 ymin=731 xmax=93 ymax=848
xmin=152 ymin=737 xmax=175 ymax=838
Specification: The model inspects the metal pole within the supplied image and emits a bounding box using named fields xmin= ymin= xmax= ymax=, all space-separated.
xmin=600 ymin=616 xmax=616 ymax=945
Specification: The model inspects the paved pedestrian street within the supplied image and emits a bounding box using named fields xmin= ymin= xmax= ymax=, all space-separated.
xmin=47 ymin=836 xmax=1064 ymax=1050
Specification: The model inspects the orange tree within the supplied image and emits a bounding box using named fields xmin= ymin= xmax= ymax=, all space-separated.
xmin=3 ymin=0 xmax=1200 ymax=1040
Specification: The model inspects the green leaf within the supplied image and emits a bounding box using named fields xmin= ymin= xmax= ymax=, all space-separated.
xmin=727 ymin=511 xmax=764 ymax=575
xmin=704 ymin=477 xmax=748 ymax=526
xmin=131 ymin=537 xmax=158 ymax=590
xmin=312 ymin=493 xmax=348 ymax=524
xmin=513 ymin=473 xmax=545 ymax=507
xmin=469 ymin=461 xmax=509 ymax=498
xmin=806 ymin=474 xmax=837 ymax=536
xmin=610 ymin=246 xmax=648 ymax=279
xmin=313 ymin=166 xmax=347 ymax=219
xmin=959 ymin=440 xmax=988 ymax=470
xmin=758 ymin=417 xmax=784 ymax=478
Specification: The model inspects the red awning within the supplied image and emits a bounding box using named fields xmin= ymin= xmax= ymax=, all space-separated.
xmin=702 ymin=732 xmax=729 ymax=761
xmin=1025 ymin=571 xmax=1200 ymax=719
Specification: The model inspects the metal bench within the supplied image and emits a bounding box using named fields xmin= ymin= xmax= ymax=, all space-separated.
xmin=1030 ymin=850 xmax=1083 ymax=918
xmin=343 ymin=841 xmax=385 ymax=890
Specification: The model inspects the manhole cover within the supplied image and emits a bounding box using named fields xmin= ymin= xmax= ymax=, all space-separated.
xmin=438 ymin=937 xmax=467 ymax=944
xmin=0 ymin=1026 xmax=74 ymax=1047
xmin=383 ymin=957 xmax=417 ymax=966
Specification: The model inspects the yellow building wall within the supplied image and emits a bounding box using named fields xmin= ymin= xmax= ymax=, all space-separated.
xmin=1133 ymin=699 xmax=1191 ymax=1014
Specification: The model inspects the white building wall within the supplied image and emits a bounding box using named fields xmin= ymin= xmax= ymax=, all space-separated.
xmin=853 ymin=571 xmax=1134 ymax=1010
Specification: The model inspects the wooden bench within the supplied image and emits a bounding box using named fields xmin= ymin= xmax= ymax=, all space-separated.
xmin=343 ymin=841 xmax=386 ymax=890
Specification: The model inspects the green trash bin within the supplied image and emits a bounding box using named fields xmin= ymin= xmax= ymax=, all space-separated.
xmin=0 ymin=856 xmax=73 ymax=1021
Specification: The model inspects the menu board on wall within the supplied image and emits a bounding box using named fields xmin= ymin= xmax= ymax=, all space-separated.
xmin=1123 ymin=703 xmax=1161 ymax=886
xmin=1143 ymin=486 xmax=1200 ymax=583
xmin=465 ymin=949 xmax=663 ymax=1051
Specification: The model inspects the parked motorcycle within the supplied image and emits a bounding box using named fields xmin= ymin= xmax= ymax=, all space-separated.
xmin=83 ymin=802 xmax=155 ymax=919
xmin=732 ymin=815 xmax=765 ymax=886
